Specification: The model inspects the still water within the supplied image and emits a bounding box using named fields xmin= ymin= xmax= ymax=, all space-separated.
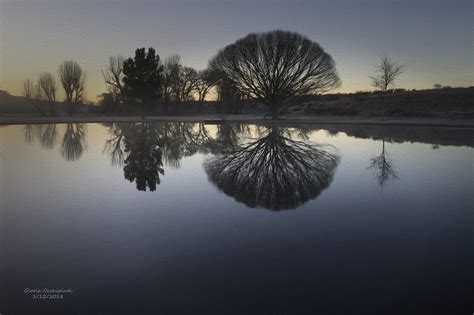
xmin=0 ymin=122 xmax=473 ymax=314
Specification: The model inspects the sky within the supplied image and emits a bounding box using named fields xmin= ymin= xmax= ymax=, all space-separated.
xmin=1 ymin=0 xmax=473 ymax=101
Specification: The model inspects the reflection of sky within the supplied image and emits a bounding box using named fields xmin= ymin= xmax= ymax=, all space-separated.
xmin=1 ymin=0 xmax=473 ymax=100
xmin=1 ymin=123 xmax=473 ymax=313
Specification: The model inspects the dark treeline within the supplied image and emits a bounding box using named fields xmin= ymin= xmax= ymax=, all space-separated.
xmin=99 ymin=31 xmax=342 ymax=119
xmin=99 ymin=31 xmax=340 ymax=119
xmin=19 ymin=30 xmax=344 ymax=119
xmin=15 ymin=29 xmax=473 ymax=119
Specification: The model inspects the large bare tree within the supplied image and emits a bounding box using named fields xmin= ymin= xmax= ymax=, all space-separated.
xmin=209 ymin=30 xmax=340 ymax=119
xmin=370 ymin=55 xmax=404 ymax=91
xmin=59 ymin=60 xmax=86 ymax=103
xmin=102 ymin=56 xmax=125 ymax=102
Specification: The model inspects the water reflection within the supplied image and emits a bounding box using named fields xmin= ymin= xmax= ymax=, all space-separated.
xmin=368 ymin=138 xmax=398 ymax=188
xmin=102 ymin=122 xmax=340 ymax=203
xmin=204 ymin=126 xmax=340 ymax=210
xmin=61 ymin=124 xmax=87 ymax=161
xmin=24 ymin=124 xmax=58 ymax=149
xmin=23 ymin=123 xmax=87 ymax=160
xmin=103 ymin=122 xmax=214 ymax=191
xmin=21 ymin=122 xmax=473 ymax=207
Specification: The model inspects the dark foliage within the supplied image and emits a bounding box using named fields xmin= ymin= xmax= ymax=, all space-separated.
xmin=123 ymin=48 xmax=163 ymax=106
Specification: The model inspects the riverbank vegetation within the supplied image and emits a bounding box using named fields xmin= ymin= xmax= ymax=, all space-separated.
xmin=2 ymin=30 xmax=472 ymax=120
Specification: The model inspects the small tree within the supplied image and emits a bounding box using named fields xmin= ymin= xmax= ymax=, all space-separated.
xmin=38 ymin=73 xmax=57 ymax=102
xmin=123 ymin=47 xmax=163 ymax=114
xmin=175 ymin=67 xmax=198 ymax=102
xmin=209 ymin=30 xmax=340 ymax=119
xmin=102 ymin=56 xmax=125 ymax=102
xmin=34 ymin=83 xmax=43 ymax=100
xmin=370 ymin=55 xmax=404 ymax=92
xmin=38 ymin=73 xmax=57 ymax=116
xmin=22 ymin=79 xmax=34 ymax=98
xmin=59 ymin=60 xmax=86 ymax=103
xmin=162 ymin=54 xmax=181 ymax=103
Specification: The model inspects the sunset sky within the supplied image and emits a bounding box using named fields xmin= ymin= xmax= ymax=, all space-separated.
xmin=1 ymin=0 xmax=473 ymax=101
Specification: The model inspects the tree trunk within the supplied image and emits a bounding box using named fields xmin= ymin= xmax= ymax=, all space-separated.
xmin=271 ymin=103 xmax=279 ymax=120
xmin=199 ymin=100 xmax=204 ymax=114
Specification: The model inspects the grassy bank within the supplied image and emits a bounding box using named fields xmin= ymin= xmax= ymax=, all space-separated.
xmin=1 ymin=87 xmax=473 ymax=119
xmin=286 ymin=87 xmax=474 ymax=119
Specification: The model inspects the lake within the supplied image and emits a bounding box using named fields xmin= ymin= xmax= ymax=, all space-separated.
xmin=0 ymin=122 xmax=473 ymax=314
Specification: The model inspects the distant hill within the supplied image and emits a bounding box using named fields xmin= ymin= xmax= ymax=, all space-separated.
xmin=286 ymin=87 xmax=474 ymax=119
xmin=0 ymin=91 xmax=92 ymax=116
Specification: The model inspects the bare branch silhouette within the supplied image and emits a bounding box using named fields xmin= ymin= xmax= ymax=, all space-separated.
xmin=38 ymin=72 xmax=57 ymax=115
xmin=38 ymin=73 xmax=57 ymax=102
xmin=162 ymin=54 xmax=181 ymax=104
xmin=204 ymin=126 xmax=340 ymax=210
xmin=368 ymin=139 xmax=398 ymax=188
xmin=102 ymin=55 xmax=125 ymax=102
xmin=209 ymin=30 xmax=340 ymax=118
xmin=22 ymin=79 xmax=34 ymax=99
xmin=370 ymin=55 xmax=404 ymax=92
xmin=59 ymin=60 xmax=86 ymax=103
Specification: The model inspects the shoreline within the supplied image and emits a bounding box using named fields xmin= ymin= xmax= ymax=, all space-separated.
xmin=1 ymin=115 xmax=473 ymax=128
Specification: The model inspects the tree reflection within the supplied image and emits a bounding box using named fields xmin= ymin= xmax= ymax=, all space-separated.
xmin=24 ymin=124 xmax=58 ymax=149
xmin=368 ymin=138 xmax=398 ymax=188
xmin=103 ymin=122 xmax=254 ymax=192
xmin=123 ymin=124 xmax=164 ymax=192
xmin=104 ymin=122 xmax=210 ymax=191
xmin=61 ymin=123 xmax=87 ymax=161
xmin=104 ymin=122 xmax=164 ymax=191
xmin=204 ymin=126 xmax=340 ymax=210
xmin=24 ymin=123 xmax=87 ymax=160
xmin=103 ymin=122 xmax=339 ymax=199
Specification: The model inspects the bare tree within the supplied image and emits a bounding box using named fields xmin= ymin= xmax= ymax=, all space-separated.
xmin=370 ymin=55 xmax=404 ymax=92
xmin=209 ymin=30 xmax=340 ymax=119
xmin=194 ymin=69 xmax=218 ymax=112
xmin=162 ymin=54 xmax=181 ymax=103
xmin=38 ymin=73 xmax=57 ymax=102
xmin=102 ymin=56 xmax=125 ymax=101
xmin=34 ymin=83 xmax=43 ymax=100
xmin=22 ymin=79 xmax=34 ymax=98
xmin=59 ymin=60 xmax=86 ymax=103
xmin=175 ymin=66 xmax=198 ymax=101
